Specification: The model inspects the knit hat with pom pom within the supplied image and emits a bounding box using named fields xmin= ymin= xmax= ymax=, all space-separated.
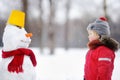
xmin=87 ymin=17 xmax=110 ymax=36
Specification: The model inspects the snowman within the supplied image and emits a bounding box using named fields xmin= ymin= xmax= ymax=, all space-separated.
xmin=0 ymin=10 xmax=37 ymax=80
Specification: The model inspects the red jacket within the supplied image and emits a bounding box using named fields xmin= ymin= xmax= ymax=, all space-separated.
xmin=84 ymin=40 xmax=118 ymax=80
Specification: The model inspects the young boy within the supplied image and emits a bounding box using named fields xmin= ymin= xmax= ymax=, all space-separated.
xmin=84 ymin=17 xmax=119 ymax=80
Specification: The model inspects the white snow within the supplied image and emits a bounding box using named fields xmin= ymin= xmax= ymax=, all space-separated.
xmin=0 ymin=47 xmax=120 ymax=80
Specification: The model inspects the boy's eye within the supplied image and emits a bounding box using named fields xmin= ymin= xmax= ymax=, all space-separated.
xmin=21 ymin=40 xmax=24 ymax=42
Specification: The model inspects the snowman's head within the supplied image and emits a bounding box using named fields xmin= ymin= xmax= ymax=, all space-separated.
xmin=2 ymin=24 xmax=32 ymax=51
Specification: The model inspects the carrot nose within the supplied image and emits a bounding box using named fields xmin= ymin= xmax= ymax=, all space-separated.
xmin=25 ymin=33 xmax=33 ymax=38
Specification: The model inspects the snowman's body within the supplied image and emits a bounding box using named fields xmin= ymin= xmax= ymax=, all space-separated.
xmin=0 ymin=56 xmax=36 ymax=80
xmin=0 ymin=25 xmax=36 ymax=80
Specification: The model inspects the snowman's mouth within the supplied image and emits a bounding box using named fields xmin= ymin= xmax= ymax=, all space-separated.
xmin=21 ymin=40 xmax=31 ymax=43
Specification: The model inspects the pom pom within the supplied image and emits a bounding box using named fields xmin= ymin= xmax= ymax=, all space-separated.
xmin=99 ymin=17 xmax=107 ymax=21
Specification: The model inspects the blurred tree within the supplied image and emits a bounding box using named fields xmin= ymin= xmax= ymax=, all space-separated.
xmin=39 ymin=0 xmax=44 ymax=53
xmin=22 ymin=0 xmax=29 ymax=31
xmin=65 ymin=0 xmax=71 ymax=50
xmin=48 ymin=0 xmax=55 ymax=54
xmin=103 ymin=0 xmax=107 ymax=17
xmin=0 ymin=20 xmax=6 ymax=46
xmin=103 ymin=0 xmax=110 ymax=20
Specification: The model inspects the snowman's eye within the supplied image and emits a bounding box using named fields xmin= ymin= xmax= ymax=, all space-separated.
xmin=21 ymin=40 xmax=24 ymax=42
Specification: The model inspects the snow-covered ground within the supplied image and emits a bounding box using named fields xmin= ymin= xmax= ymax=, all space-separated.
xmin=0 ymin=47 xmax=120 ymax=80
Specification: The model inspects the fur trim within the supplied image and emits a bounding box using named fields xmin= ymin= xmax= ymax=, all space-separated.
xmin=87 ymin=40 xmax=103 ymax=50
xmin=88 ymin=37 xmax=119 ymax=51
xmin=100 ymin=37 xmax=119 ymax=51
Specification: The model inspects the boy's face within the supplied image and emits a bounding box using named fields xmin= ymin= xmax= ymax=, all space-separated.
xmin=88 ymin=30 xmax=100 ymax=42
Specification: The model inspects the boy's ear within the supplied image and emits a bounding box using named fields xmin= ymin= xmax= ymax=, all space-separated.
xmin=99 ymin=35 xmax=109 ymax=41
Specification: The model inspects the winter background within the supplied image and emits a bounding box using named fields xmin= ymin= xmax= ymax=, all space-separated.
xmin=0 ymin=0 xmax=120 ymax=80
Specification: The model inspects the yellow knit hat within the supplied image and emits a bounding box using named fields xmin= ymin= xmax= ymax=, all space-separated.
xmin=7 ymin=10 xmax=25 ymax=28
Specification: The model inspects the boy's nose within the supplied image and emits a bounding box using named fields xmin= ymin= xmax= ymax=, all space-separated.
xmin=25 ymin=33 xmax=33 ymax=38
